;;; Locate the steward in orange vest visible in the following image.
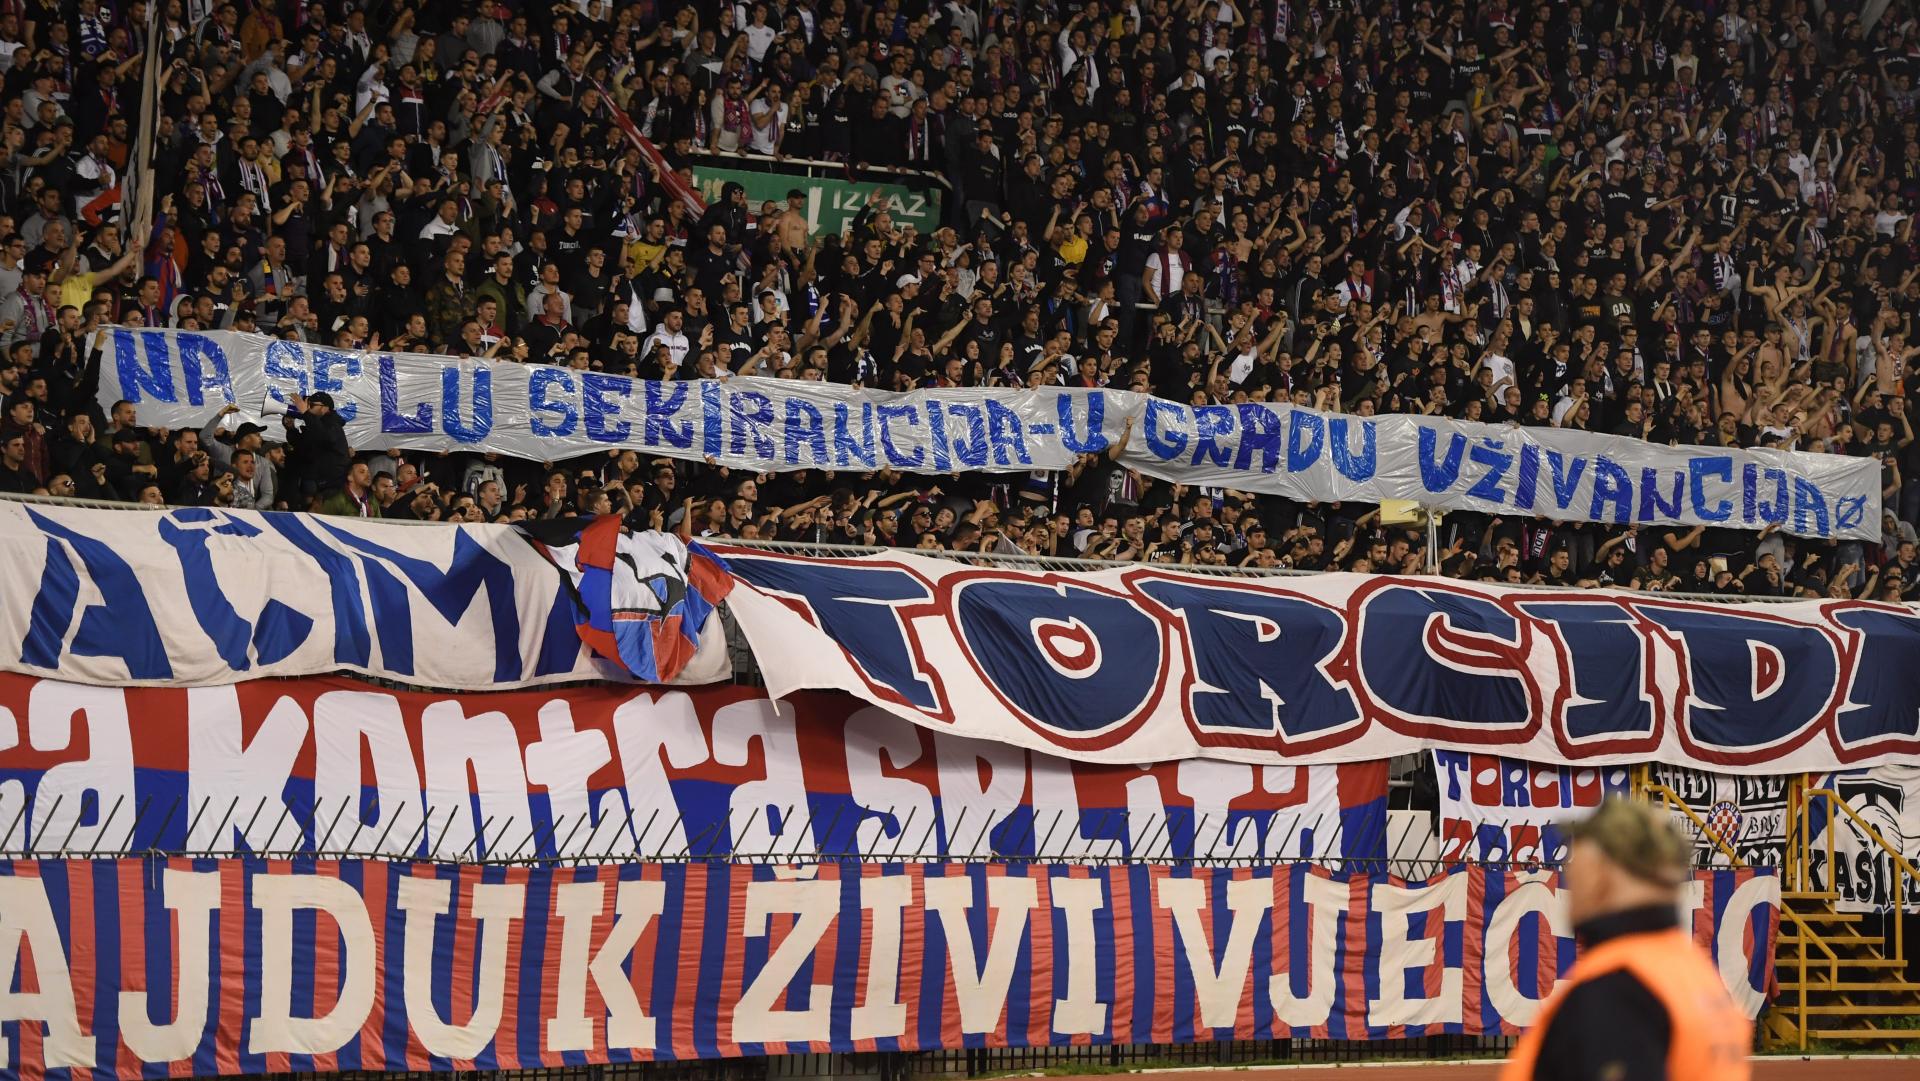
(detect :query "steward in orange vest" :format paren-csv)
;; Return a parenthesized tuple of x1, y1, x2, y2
(1502, 798, 1751, 1081)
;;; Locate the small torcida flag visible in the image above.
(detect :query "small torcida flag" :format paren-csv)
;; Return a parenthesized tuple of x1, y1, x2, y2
(595, 77, 707, 218)
(519, 516, 732, 683)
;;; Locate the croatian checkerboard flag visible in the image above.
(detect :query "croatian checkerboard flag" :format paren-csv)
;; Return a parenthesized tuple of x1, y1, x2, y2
(522, 516, 733, 683)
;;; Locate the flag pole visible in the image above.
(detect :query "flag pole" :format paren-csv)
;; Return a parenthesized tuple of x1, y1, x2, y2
(128, 0, 164, 251)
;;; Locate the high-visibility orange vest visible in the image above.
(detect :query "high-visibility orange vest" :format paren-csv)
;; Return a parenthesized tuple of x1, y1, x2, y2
(1501, 927, 1749, 1081)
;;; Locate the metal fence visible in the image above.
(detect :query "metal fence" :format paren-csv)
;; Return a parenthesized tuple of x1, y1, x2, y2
(26, 782, 1770, 887)
(714, 538, 1831, 604)
(198, 1034, 1519, 1081)
(684, 149, 953, 196)
(0, 490, 1843, 606)
(0, 791, 1470, 873)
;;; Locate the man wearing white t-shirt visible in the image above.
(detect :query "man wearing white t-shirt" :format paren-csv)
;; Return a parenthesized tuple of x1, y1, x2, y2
(1227, 346, 1260, 384)
(1144, 227, 1191, 301)
(740, 4, 778, 63)
(748, 85, 787, 155)
(1479, 348, 1517, 398)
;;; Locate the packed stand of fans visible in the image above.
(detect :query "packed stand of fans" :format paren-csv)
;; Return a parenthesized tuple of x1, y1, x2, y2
(0, 0, 1918, 600)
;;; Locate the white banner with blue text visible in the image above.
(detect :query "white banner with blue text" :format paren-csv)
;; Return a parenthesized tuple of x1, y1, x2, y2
(97, 328, 1880, 539)
(720, 547, 1920, 773)
(0, 502, 730, 689)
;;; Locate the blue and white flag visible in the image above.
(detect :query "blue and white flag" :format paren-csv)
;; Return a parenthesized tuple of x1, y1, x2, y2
(97, 327, 1883, 539)
(0, 502, 733, 688)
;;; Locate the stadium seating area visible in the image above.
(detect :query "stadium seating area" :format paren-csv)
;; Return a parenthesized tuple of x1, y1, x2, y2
(0, 0, 1918, 596)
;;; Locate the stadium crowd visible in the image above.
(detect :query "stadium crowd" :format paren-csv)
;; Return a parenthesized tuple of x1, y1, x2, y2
(0, 0, 1918, 598)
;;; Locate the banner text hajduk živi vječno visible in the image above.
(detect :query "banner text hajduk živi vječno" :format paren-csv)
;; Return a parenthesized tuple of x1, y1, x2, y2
(0, 859, 1775, 1078)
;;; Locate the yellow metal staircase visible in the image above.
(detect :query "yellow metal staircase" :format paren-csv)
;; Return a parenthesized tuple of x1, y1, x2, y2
(1642, 779, 1920, 1052)
(1769, 886, 1920, 1048)
(1767, 784, 1920, 1050)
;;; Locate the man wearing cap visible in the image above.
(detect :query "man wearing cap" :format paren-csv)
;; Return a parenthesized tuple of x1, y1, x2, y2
(281, 391, 350, 503)
(1501, 798, 1749, 1081)
(201, 403, 269, 470)
(102, 426, 156, 500)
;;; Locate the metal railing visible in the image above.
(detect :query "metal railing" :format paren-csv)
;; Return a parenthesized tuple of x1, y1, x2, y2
(1, 490, 1845, 603)
(0, 489, 167, 512)
(32, 779, 1841, 880)
(0, 791, 1447, 870)
(1791, 784, 1920, 962)
(720, 536, 1312, 576)
(685, 149, 954, 195)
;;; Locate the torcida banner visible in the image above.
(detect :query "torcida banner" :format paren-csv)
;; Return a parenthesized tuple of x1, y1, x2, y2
(0, 859, 1776, 1079)
(1432, 753, 1794, 867)
(96, 328, 1878, 538)
(0, 673, 1388, 863)
(1431, 752, 1635, 865)
(720, 548, 1920, 773)
(0, 502, 728, 689)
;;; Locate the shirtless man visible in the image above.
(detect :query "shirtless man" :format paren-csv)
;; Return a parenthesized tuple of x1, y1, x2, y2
(766, 189, 811, 254)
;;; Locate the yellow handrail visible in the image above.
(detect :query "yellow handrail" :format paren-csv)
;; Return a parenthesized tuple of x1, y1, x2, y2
(1640, 783, 1838, 957)
(1801, 787, 1918, 966)
(1641, 780, 1837, 1051)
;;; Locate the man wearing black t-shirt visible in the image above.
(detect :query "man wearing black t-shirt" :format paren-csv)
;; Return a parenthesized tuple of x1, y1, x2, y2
(0, 430, 36, 493)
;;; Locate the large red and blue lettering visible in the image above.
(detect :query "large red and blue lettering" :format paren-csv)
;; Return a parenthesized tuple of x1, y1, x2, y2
(721, 553, 1920, 769)
(0, 860, 1774, 1080)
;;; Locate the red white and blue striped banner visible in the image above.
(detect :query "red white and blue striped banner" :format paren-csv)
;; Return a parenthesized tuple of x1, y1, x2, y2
(0, 861, 1776, 1079)
(0, 673, 1386, 862)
